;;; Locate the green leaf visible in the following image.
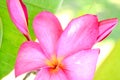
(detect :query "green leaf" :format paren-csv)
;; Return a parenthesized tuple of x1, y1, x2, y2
(94, 40, 120, 80)
(0, 18, 3, 48)
(0, 0, 63, 79)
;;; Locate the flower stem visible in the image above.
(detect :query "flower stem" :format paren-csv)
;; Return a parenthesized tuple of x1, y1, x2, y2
(23, 72, 31, 80)
(23, 71, 37, 80)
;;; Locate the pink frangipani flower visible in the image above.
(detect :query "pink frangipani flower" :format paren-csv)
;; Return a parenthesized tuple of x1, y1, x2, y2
(15, 11, 118, 80)
(7, 0, 118, 80)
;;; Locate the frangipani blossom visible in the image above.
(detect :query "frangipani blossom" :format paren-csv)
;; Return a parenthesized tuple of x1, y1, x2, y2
(16, 41, 99, 80)
(15, 11, 118, 80)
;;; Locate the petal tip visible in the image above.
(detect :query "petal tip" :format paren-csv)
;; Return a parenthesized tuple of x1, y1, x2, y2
(83, 14, 97, 19)
(97, 18, 118, 42)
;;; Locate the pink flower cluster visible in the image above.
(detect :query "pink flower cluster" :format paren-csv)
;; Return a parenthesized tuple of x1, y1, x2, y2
(7, 0, 118, 80)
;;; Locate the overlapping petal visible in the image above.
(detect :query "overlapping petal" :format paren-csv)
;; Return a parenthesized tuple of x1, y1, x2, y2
(56, 14, 99, 57)
(15, 41, 47, 77)
(62, 49, 99, 80)
(33, 11, 63, 57)
(97, 18, 118, 42)
(35, 69, 68, 80)
(19, 0, 28, 24)
(7, 0, 28, 36)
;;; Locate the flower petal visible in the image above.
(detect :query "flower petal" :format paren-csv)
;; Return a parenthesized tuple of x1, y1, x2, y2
(7, 0, 28, 36)
(35, 69, 68, 80)
(15, 41, 47, 77)
(35, 69, 50, 80)
(62, 49, 99, 80)
(97, 18, 118, 42)
(33, 11, 63, 57)
(19, 0, 28, 24)
(56, 14, 99, 57)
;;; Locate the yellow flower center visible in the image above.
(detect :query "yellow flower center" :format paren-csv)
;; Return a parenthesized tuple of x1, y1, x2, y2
(46, 55, 64, 73)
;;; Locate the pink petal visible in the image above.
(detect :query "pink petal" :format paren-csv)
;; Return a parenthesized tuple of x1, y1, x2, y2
(19, 0, 28, 24)
(62, 49, 99, 80)
(15, 41, 47, 77)
(33, 11, 63, 57)
(97, 18, 118, 42)
(7, 0, 28, 36)
(35, 69, 50, 80)
(56, 14, 99, 58)
(35, 69, 68, 80)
